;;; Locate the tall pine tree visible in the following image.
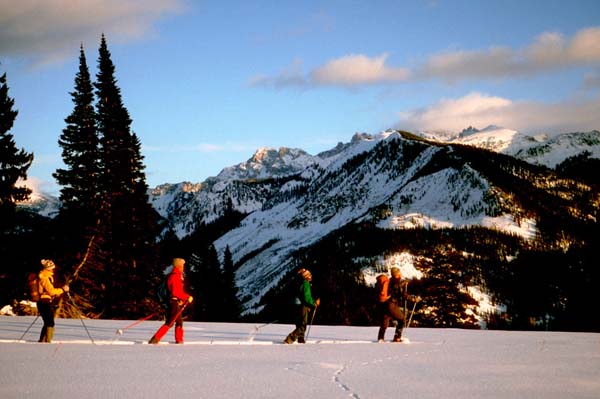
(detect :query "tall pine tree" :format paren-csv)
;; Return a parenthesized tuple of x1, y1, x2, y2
(92, 35, 159, 318)
(52, 45, 103, 317)
(221, 245, 241, 321)
(54, 45, 100, 224)
(190, 244, 224, 321)
(0, 69, 33, 229)
(0, 66, 34, 306)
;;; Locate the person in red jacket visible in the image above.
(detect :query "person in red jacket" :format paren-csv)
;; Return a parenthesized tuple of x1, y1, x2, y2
(149, 258, 193, 344)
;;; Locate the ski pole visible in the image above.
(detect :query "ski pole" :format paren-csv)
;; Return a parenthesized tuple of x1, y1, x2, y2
(305, 305, 318, 341)
(116, 311, 160, 335)
(167, 301, 189, 328)
(248, 319, 279, 342)
(18, 315, 40, 341)
(66, 293, 95, 344)
(405, 300, 418, 330)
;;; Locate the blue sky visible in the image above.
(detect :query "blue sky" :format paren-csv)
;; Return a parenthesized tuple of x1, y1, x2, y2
(1, 0, 600, 195)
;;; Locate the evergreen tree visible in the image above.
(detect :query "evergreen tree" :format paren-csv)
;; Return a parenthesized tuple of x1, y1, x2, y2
(416, 262, 478, 328)
(52, 45, 102, 288)
(54, 45, 100, 225)
(190, 244, 224, 321)
(91, 35, 159, 317)
(0, 66, 34, 306)
(221, 245, 241, 321)
(0, 69, 33, 229)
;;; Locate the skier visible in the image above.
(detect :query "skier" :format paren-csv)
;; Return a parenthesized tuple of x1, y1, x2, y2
(284, 268, 320, 344)
(377, 266, 415, 343)
(149, 258, 193, 344)
(37, 259, 69, 343)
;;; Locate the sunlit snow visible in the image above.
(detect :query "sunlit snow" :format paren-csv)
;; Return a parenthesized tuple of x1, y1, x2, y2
(1, 317, 598, 399)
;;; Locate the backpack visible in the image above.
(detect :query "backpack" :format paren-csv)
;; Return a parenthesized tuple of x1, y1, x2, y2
(156, 277, 170, 309)
(27, 272, 40, 302)
(375, 274, 389, 303)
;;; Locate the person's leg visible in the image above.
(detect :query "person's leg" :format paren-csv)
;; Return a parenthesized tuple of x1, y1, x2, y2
(284, 305, 309, 343)
(38, 300, 55, 343)
(387, 301, 406, 342)
(149, 301, 178, 344)
(175, 326, 184, 343)
(378, 314, 391, 341)
(377, 301, 391, 341)
(296, 306, 310, 343)
(393, 319, 405, 342)
(46, 326, 54, 342)
(174, 304, 184, 343)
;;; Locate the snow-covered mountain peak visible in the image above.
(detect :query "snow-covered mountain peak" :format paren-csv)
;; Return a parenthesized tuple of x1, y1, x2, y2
(510, 130, 600, 167)
(217, 146, 319, 181)
(350, 132, 375, 143)
(151, 182, 201, 196)
(459, 126, 480, 137)
(453, 127, 600, 167)
(455, 126, 521, 152)
(16, 190, 60, 218)
(417, 125, 600, 168)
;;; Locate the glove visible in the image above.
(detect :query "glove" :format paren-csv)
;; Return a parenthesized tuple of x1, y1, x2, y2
(410, 295, 421, 303)
(63, 285, 70, 293)
(187, 296, 194, 303)
(315, 298, 321, 307)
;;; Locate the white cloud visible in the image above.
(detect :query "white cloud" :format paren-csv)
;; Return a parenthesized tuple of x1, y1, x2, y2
(17, 176, 57, 199)
(398, 92, 600, 134)
(250, 53, 409, 89)
(569, 27, 600, 63)
(310, 53, 410, 86)
(0, 0, 184, 67)
(420, 27, 600, 81)
(253, 27, 600, 89)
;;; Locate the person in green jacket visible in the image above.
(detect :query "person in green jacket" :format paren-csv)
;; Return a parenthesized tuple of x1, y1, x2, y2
(284, 268, 320, 344)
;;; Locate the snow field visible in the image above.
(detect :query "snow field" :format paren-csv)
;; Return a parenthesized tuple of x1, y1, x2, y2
(1, 317, 599, 399)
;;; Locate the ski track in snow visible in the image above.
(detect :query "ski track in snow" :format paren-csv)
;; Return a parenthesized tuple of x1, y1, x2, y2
(330, 364, 360, 399)
(282, 340, 442, 399)
(284, 361, 361, 399)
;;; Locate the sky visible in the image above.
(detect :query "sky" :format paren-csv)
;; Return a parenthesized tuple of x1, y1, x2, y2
(1, 0, 600, 195)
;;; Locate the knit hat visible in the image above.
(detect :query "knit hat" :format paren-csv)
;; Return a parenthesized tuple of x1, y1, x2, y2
(299, 268, 312, 279)
(41, 259, 55, 270)
(173, 258, 185, 270)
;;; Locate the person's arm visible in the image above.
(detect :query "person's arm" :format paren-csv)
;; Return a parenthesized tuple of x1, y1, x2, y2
(401, 280, 409, 299)
(301, 281, 316, 307)
(39, 275, 64, 297)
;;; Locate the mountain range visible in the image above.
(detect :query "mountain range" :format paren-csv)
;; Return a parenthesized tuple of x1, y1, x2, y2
(20, 127, 600, 327)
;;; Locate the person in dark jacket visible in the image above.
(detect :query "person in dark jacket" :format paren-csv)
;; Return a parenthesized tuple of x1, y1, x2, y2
(284, 268, 320, 344)
(377, 267, 409, 342)
(149, 258, 193, 344)
(37, 259, 69, 343)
